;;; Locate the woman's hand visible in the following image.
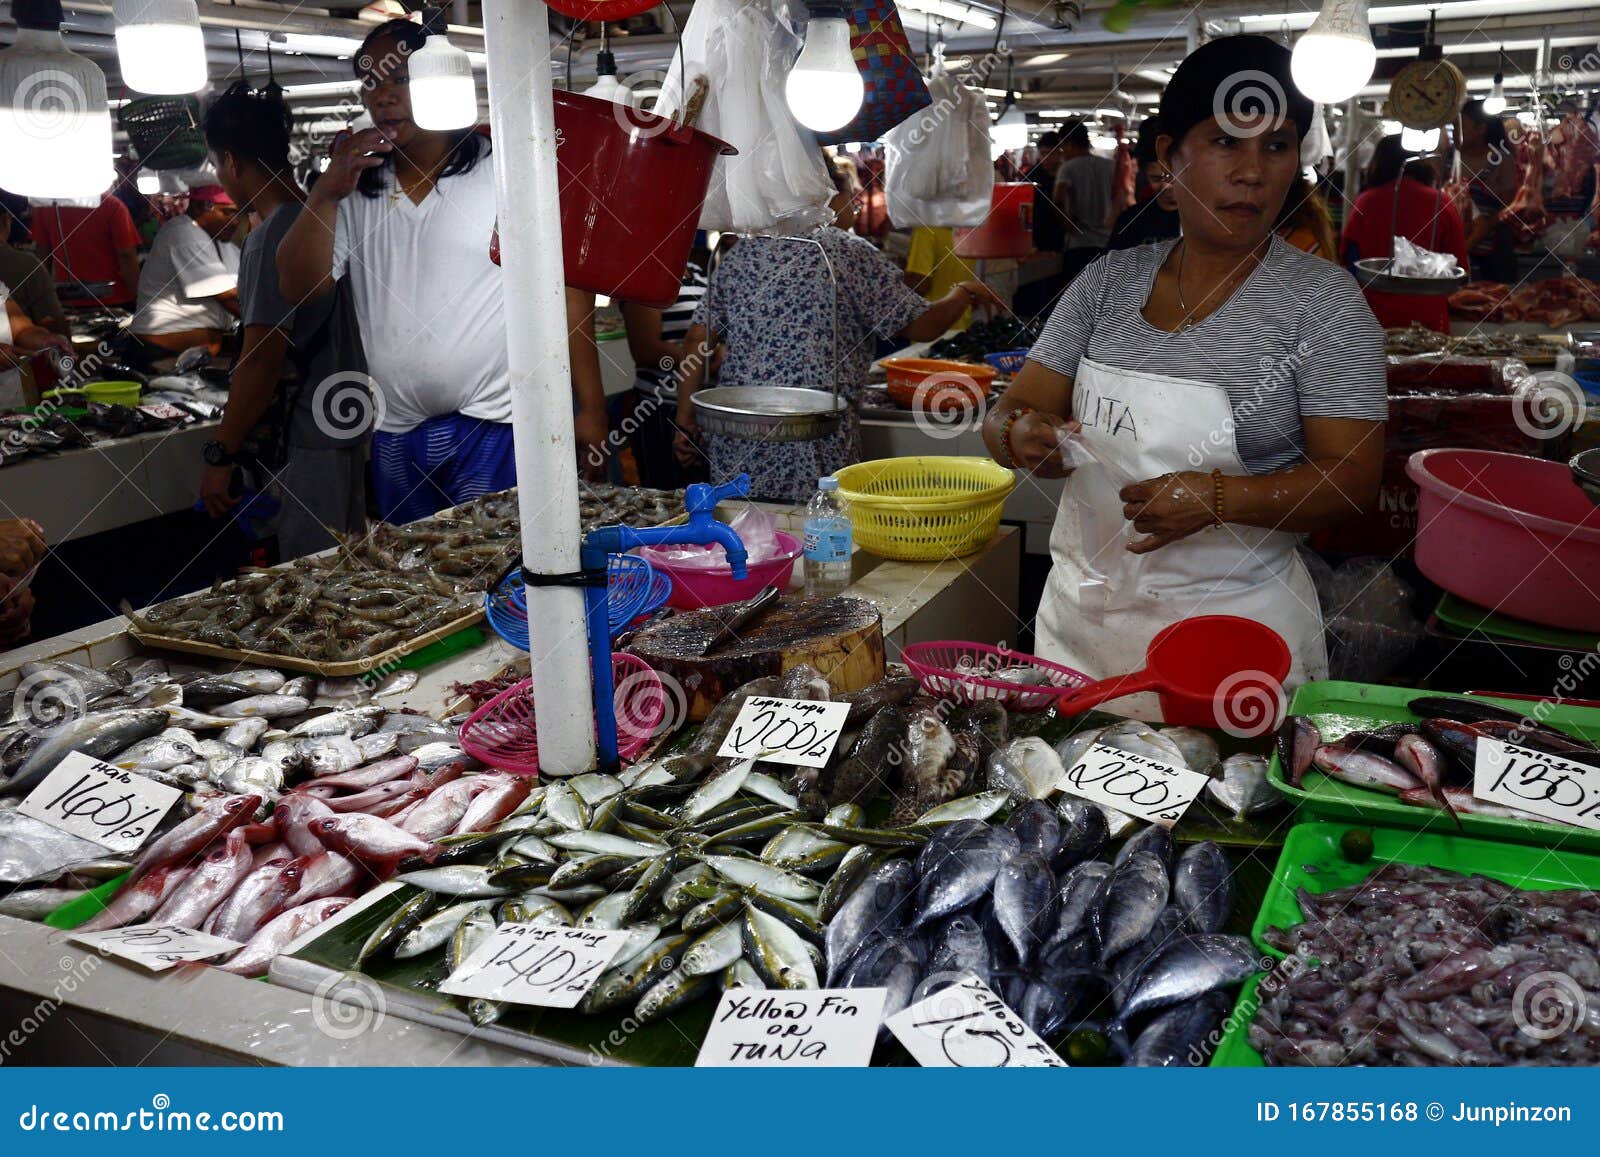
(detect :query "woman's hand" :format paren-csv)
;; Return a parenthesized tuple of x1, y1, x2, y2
(1009, 413, 1078, 478)
(312, 129, 391, 205)
(1121, 471, 1218, 554)
(574, 405, 609, 482)
(956, 279, 1005, 316)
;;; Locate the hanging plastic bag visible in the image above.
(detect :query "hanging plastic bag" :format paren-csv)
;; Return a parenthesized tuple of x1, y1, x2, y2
(882, 74, 994, 228)
(656, 0, 832, 236)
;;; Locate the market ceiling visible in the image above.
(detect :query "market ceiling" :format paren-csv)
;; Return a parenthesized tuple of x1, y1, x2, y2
(0, 0, 1595, 140)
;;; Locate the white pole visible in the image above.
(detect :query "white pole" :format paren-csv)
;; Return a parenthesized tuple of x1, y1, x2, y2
(481, 0, 597, 775)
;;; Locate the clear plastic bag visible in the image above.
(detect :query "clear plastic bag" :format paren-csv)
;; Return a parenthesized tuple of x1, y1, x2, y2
(637, 505, 785, 569)
(1316, 556, 1424, 682)
(655, 0, 832, 236)
(882, 74, 994, 228)
(1058, 428, 1145, 613)
(1391, 235, 1463, 279)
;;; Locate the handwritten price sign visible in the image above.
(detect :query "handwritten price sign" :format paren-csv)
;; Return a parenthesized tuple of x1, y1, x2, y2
(716, 696, 851, 769)
(1474, 738, 1600, 830)
(1058, 743, 1210, 828)
(437, 924, 633, 1008)
(19, 752, 182, 854)
(696, 989, 885, 1067)
(886, 974, 1065, 1068)
(72, 924, 242, 972)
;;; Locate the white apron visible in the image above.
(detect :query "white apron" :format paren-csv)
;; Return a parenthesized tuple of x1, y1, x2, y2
(1036, 357, 1328, 721)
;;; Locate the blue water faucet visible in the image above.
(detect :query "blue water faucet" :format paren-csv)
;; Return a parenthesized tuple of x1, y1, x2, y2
(578, 473, 752, 771)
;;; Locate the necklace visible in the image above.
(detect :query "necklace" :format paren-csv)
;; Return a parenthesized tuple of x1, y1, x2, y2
(1174, 239, 1265, 331)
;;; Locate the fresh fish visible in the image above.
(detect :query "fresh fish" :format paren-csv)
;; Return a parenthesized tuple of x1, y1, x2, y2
(1160, 727, 1220, 775)
(1397, 786, 1553, 822)
(1054, 726, 1106, 772)
(1408, 695, 1537, 727)
(358, 889, 440, 961)
(579, 933, 694, 1013)
(211, 694, 311, 719)
(218, 897, 353, 977)
(209, 857, 304, 942)
(400, 779, 482, 841)
(72, 863, 193, 932)
(680, 919, 746, 976)
(635, 967, 717, 1022)
(447, 908, 496, 974)
(701, 855, 820, 901)
(303, 736, 364, 776)
(1273, 720, 1324, 790)
(1334, 722, 1423, 758)
(395, 864, 511, 898)
(742, 772, 799, 810)
(577, 891, 633, 930)
(1051, 799, 1109, 871)
(126, 794, 260, 883)
(289, 706, 383, 739)
(911, 824, 1020, 929)
(279, 677, 317, 699)
(1128, 991, 1231, 1066)
(1048, 860, 1112, 948)
(1171, 841, 1233, 933)
(818, 845, 882, 922)
(500, 893, 572, 926)
(986, 736, 1065, 801)
(0, 884, 91, 920)
(824, 858, 915, 984)
(1095, 850, 1169, 964)
(827, 706, 905, 808)
(220, 717, 270, 751)
(213, 755, 286, 798)
(839, 672, 921, 725)
(838, 932, 926, 990)
(1206, 753, 1281, 820)
(315, 677, 370, 704)
(1114, 824, 1173, 871)
(274, 795, 334, 857)
(547, 830, 667, 858)
(927, 913, 993, 988)
(989, 666, 1053, 686)
(394, 899, 492, 958)
(992, 850, 1058, 966)
(567, 773, 625, 806)
(663, 676, 782, 780)
(1114, 933, 1260, 1027)
(149, 830, 253, 928)
(680, 760, 755, 822)
(454, 776, 532, 835)
(16, 660, 122, 706)
(723, 958, 767, 990)
(1099, 721, 1189, 768)
(309, 813, 438, 862)
(372, 670, 419, 699)
(620, 855, 675, 923)
(213, 669, 288, 694)
(324, 779, 423, 815)
(307, 755, 420, 792)
(915, 789, 1010, 826)
(742, 902, 820, 989)
(107, 735, 196, 772)
(891, 703, 959, 823)
(1018, 978, 1079, 1039)
(354, 732, 400, 762)
(1004, 800, 1060, 861)
(291, 851, 362, 903)
(2, 708, 169, 796)
(1311, 745, 1422, 793)
(542, 781, 589, 831)
(682, 890, 743, 933)
(1394, 734, 1456, 822)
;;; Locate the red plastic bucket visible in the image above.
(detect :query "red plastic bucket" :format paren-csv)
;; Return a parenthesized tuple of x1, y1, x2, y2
(1054, 615, 1291, 734)
(955, 182, 1036, 259)
(551, 91, 736, 308)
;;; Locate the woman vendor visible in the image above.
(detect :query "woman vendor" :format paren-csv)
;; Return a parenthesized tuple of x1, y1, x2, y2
(674, 157, 1003, 502)
(982, 34, 1386, 714)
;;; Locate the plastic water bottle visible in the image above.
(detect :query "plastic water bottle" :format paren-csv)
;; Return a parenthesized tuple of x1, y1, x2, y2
(803, 477, 853, 598)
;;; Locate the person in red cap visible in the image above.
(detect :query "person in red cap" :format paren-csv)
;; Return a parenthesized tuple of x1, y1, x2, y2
(130, 182, 241, 355)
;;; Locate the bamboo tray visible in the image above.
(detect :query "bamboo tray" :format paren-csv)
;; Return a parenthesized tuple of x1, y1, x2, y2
(127, 605, 485, 677)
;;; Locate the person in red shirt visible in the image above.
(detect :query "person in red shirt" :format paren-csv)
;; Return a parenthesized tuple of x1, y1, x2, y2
(1340, 135, 1468, 333)
(30, 192, 142, 308)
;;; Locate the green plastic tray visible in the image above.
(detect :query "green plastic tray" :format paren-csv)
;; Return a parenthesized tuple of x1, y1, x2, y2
(1267, 680, 1600, 855)
(1434, 592, 1600, 652)
(44, 872, 128, 930)
(395, 625, 484, 671)
(1210, 821, 1600, 1066)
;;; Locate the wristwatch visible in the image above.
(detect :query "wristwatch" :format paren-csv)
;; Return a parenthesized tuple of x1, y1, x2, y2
(202, 440, 235, 467)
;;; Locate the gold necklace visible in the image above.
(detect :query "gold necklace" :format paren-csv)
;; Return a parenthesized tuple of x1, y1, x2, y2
(1174, 240, 1264, 331)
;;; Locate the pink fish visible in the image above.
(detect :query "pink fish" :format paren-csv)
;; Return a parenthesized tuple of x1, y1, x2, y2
(217, 897, 354, 978)
(251, 840, 291, 870)
(368, 788, 428, 820)
(274, 794, 334, 857)
(306, 755, 419, 791)
(400, 778, 484, 841)
(236, 820, 279, 845)
(325, 777, 424, 814)
(420, 760, 470, 792)
(73, 864, 193, 933)
(149, 830, 254, 929)
(309, 813, 438, 863)
(291, 851, 365, 903)
(453, 775, 532, 835)
(126, 794, 260, 884)
(209, 857, 306, 942)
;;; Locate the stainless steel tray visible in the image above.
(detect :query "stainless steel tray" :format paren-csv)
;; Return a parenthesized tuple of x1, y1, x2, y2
(692, 385, 848, 442)
(1354, 258, 1468, 297)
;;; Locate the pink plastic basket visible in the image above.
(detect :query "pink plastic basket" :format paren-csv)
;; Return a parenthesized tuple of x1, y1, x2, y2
(646, 531, 804, 610)
(457, 654, 664, 776)
(901, 641, 1093, 712)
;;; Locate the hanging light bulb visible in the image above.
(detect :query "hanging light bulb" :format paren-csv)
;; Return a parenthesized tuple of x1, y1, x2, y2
(113, 0, 206, 94)
(583, 24, 629, 105)
(1400, 125, 1439, 152)
(1483, 49, 1507, 116)
(991, 101, 1028, 155)
(1290, 0, 1376, 104)
(408, 7, 477, 131)
(785, 1, 863, 132)
(0, 0, 114, 200)
(135, 169, 160, 194)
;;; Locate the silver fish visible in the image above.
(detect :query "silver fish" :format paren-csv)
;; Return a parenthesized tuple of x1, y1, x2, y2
(2, 708, 169, 796)
(1206, 753, 1281, 819)
(220, 717, 270, 751)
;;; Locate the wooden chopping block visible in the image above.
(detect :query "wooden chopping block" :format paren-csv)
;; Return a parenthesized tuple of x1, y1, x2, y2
(625, 595, 884, 721)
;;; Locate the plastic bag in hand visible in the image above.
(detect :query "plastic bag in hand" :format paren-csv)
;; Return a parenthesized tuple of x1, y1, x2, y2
(882, 75, 993, 228)
(655, 0, 832, 236)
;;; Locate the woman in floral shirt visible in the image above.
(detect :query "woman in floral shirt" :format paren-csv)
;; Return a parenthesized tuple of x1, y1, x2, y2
(674, 159, 1001, 501)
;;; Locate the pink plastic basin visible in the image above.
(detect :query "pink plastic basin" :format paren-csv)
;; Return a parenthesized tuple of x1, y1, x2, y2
(647, 531, 804, 610)
(1406, 448, 1600, 631)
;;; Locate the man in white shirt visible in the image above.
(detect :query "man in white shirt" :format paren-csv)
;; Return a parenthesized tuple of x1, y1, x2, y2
(130, 185, 241, 355)
(278, 18, 608, 525)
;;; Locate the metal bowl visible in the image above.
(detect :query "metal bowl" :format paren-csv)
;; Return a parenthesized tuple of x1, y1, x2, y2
(1354, 259, 1468, 297)
(691, 386, 848, 443)
(1571, 449, 1600, 507)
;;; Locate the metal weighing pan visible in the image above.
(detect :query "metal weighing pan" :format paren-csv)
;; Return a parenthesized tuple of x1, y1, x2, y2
(1354, 258, 1468, 296)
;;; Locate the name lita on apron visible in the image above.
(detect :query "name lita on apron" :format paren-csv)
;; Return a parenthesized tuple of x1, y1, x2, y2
(1035, 357, 1327, 722)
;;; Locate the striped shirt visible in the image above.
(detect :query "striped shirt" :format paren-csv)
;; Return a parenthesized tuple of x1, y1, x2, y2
(634, 261, 709, 401)
(1027, 236, 1387, 474)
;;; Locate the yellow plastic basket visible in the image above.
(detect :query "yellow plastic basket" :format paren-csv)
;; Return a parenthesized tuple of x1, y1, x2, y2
(834, 456, 1018, 561)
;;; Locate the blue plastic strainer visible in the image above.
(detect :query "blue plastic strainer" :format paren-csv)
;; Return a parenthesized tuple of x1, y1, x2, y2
(485, 553, 660, 651)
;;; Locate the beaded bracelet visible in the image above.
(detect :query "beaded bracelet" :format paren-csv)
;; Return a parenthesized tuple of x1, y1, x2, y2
(998, 406, 1032, 468)
(1211, 468, 1227, 526)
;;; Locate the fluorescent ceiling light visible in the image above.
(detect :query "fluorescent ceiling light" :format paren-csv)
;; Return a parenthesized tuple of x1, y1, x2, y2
(1238, 1, 1594, 31)
(283, 80, 362, 96)
(1026, 52, 1069, 66)
(899, 0, 997, 29)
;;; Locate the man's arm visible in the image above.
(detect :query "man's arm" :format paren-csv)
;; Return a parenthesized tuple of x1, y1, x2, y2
(198, 324, 288, 516)
(567, 288, 609, 481)
(115, 246, 140, 302)
(279, 128, 390, 303)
